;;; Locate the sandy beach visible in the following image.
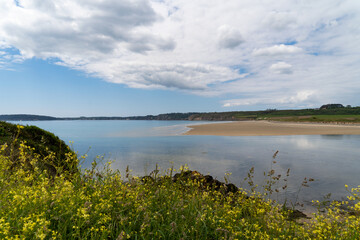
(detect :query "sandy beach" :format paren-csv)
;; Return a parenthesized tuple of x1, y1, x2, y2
(184, 121, 360, 136)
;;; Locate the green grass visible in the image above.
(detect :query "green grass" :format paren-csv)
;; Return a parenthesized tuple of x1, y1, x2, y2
(188, 107, 360, 123)
(261, 115, 360, 123)
(1, 139, 360, 239)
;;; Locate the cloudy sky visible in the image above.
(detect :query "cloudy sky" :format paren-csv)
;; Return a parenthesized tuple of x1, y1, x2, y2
(1, 0, 359, 117)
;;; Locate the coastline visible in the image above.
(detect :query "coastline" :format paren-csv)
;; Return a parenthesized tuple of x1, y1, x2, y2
(183, 120, 360, 136)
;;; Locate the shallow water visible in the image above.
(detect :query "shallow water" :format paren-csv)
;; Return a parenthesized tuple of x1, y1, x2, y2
(11, 120, 360, 210)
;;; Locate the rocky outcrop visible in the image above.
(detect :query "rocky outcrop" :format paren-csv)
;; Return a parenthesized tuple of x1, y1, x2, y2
(172, 170, 239, 194)
(141, 170, 239, 195)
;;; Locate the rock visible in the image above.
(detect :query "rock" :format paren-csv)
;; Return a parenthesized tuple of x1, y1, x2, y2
(141, 176, 154, 183)
(226, 183, 238, 194)
(288, 209, 309, 220)
(204, 175, 213, 184)
(172, 170, 238, 194)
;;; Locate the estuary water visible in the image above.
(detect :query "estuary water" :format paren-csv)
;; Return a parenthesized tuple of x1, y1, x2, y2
(12, 120, 360, 210)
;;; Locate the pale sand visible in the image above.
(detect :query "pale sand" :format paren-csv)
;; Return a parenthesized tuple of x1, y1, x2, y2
(183, 121, 360, 136)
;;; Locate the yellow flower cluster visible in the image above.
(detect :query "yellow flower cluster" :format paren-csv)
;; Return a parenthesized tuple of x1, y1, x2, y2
(0, 142, 360, 239)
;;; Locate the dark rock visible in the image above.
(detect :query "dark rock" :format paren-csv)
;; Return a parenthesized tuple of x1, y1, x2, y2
(141, 176, 154, 184)
(210, 179, 223, 191)
(204, 175, 213, 184)
(288, 209, 309, 220)
(149, 170, 241, 196)
(226, 183, 238, 194)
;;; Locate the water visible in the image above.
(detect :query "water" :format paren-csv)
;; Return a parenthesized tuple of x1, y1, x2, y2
(11, 120, 360, 210)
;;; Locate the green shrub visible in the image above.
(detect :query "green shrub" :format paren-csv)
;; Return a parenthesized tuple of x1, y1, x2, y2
(0, 121, 78, 176)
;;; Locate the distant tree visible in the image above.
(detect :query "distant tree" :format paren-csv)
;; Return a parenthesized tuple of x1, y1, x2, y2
(320, 104, 344, 110)
(265, 108, 277, 113)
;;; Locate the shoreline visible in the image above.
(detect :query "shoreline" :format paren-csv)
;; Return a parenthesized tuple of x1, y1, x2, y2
(183, 120, 360, 136)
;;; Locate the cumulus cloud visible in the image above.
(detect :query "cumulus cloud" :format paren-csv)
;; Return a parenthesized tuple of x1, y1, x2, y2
(217, 25, 244, 49)
(0, 0, 173, 59)
(1, 0, 360, 107)
(253, 44, 302, 56)
(263, 11, 297, 31)
(223, 90, 316, 107)
(91, 62, 240, 90)
(269, 62, 293, 74)
(126, 35, 176, 54)
(288, 90, 316, 103)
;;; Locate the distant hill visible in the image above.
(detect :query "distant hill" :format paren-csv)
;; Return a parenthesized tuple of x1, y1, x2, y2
(1, 105, 360, 122)
(0, 114, 57, 121)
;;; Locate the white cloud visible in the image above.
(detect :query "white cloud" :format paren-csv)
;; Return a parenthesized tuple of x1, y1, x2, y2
(263, 11, 297, 31)
(80, 61, 240, 90)
(288, 90, 315, 103)
(217, 25, 244, 49)
(0, 0, 172, 58)
(269, 62, 293, 74)
(1, 0, 360, 107)
(223, 90, 316, 107)
(253, 44, 302, 56)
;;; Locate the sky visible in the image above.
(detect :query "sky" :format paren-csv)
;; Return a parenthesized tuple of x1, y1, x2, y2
(0, 0, 359, 117)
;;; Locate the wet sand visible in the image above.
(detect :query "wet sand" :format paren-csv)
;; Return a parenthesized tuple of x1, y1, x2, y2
(183, 121, 360, 136)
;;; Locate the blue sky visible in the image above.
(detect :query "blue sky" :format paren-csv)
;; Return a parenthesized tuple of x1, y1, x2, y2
(0, 58, 228, 117)
(1, 0, 359, 117)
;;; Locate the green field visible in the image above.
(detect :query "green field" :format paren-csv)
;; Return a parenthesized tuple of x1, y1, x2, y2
(259, 115, 360, 123)
(187, 106, 360, 123)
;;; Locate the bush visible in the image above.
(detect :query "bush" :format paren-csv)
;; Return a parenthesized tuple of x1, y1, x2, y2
(0, 121, 78, 176)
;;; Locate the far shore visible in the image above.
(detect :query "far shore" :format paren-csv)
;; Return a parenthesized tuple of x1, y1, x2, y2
(183, 121, 360, 136)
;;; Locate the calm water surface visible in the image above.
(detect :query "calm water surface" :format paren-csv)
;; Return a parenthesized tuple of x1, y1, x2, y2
(12, 120, 360, 210)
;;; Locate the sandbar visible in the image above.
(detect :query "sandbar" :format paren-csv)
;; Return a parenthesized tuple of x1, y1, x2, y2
(183, 121, 360, 136)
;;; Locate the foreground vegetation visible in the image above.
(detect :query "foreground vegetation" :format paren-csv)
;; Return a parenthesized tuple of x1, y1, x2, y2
(0, 146, 360, 238)
(0, 122, 359, 239)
